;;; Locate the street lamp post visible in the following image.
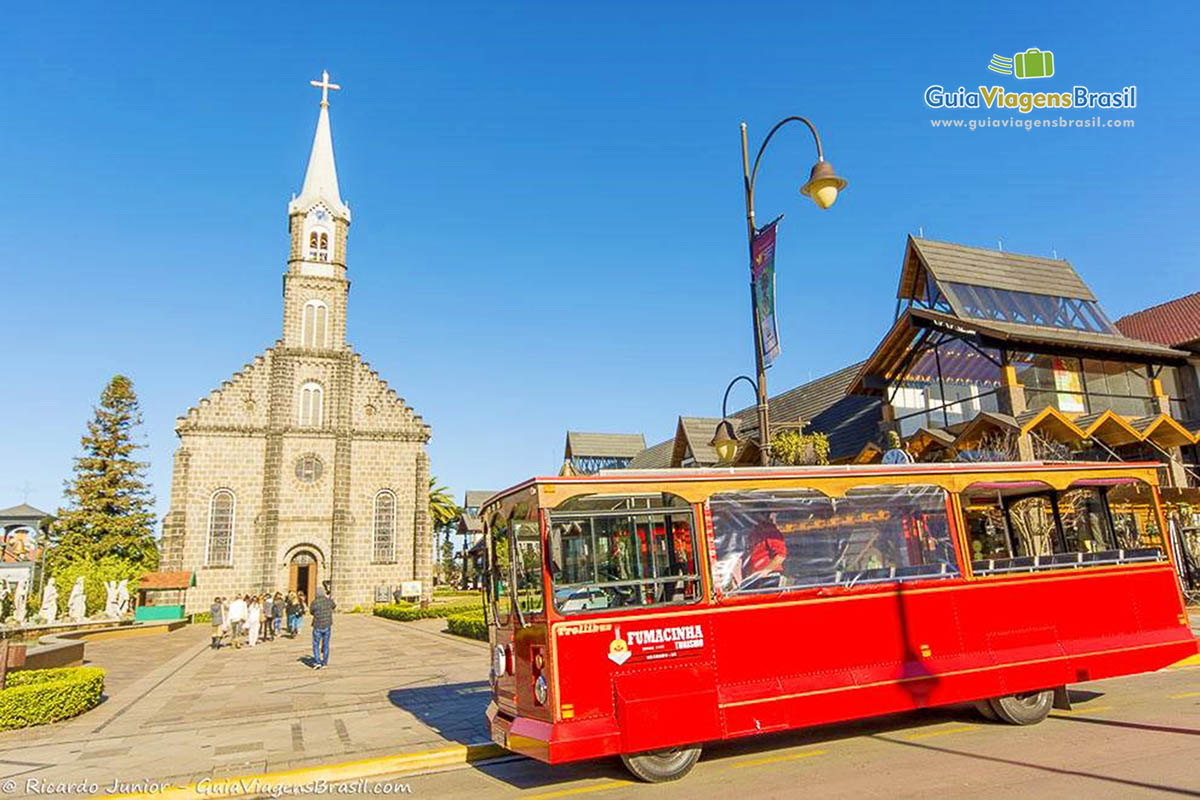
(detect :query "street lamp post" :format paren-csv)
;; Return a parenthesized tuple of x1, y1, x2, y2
(740, 117, 847, 464)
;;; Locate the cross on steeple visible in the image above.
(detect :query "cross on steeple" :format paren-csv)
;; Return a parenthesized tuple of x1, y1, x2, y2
(310, 69, 341, 107)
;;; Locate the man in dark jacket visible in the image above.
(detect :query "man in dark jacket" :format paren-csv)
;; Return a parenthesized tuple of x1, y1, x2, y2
(309, 586, 336, 669)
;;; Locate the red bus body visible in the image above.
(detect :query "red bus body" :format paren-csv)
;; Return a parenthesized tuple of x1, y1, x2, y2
(482, 462, 1198, 765)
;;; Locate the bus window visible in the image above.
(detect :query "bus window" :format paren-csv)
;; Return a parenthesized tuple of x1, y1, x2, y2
(1107, 483, 1167, 555)
(514, 517, 544, 616)
(488, 513, 512, 624)
(1058, 488, 1116, 552)
(709, 484, 958, 595)
(547, 493, 699, 614)
(964, 480, 1165, 575)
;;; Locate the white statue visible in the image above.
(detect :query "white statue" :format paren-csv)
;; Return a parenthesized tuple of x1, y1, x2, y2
(104, 580, 121, 618)
(40, 577, 58, 623)
(13, 580, 27, 625)
(68, 577, 87, 622)
(116, 579, 130, 616)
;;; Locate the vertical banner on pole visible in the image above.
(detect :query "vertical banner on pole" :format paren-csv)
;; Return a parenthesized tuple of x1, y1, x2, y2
(751, 219, 781, 367)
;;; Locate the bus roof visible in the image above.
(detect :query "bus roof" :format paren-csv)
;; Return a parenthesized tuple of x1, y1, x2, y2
(480, 460, 1163, 512)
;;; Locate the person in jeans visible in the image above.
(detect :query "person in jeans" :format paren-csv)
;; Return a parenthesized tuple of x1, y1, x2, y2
(227, 594, 247, 649)
(309, 586, 335, 669)
(272, 592, 285, 639)
(209, 597, 225, 649)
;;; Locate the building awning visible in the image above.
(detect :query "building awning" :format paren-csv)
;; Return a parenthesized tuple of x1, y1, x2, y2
(914, 409, 1197, 455)
(138, 571, 194, 590)
(852, 308, 1191, 396)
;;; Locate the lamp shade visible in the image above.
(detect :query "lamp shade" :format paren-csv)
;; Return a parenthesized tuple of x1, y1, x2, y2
(800, 159, 847, 210)
(710, 419, 741, 464)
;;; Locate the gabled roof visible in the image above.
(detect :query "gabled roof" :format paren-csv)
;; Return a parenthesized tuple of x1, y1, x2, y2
(899, 237, 1095, 302)
(0, 503, 52, 522)
(1114, 292, 1200, 350)
(672, 417, 723, 467)
(629, 439, 674, 469)
(564, 431, 646, 459)
(463, 490, 497, 509)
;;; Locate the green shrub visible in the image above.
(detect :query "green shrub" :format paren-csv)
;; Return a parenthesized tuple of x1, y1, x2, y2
(445, 611, 487, 641)
(192, 611, 212, 624)
(0, 667, 105, 730)
(373, 599, 481, 622)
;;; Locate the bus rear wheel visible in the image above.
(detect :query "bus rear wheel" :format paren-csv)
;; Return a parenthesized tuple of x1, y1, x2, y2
(988, 689, 1054, 725)
(621, 745, 702, 782)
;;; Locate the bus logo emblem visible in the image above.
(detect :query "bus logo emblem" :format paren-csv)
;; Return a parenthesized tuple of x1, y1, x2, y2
(608, 628, 631, 665)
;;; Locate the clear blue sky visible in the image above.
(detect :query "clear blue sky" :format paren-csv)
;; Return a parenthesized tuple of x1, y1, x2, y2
(3, 2, 1198, 524)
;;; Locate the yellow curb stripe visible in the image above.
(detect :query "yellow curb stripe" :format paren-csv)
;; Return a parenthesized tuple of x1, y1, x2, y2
(728, 748, 828, 768)
(524, 780, 635, 799)
(1168, 691, 1200, 699)
(902, 725, 977, 741)
(1169, 653, 1200, 668)
(98, 742, 508, 800)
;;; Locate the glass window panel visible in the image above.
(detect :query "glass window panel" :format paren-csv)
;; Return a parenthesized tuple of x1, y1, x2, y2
(1058, 488, 1115, 552)
(1007, 496, 1057, 557)
(547, 495, 700, 614)
(514, 518, 543, 615)
(709, 485, 957, 594)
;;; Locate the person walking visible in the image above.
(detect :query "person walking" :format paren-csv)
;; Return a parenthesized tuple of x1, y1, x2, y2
(228, 595, 247, 649)
(209, 597, 225, 649)
(247, 595, 261, 647)
(309, 586, 335, 669)
(285, 591, 299, 637)
(294, 591, 308, 637)
(272, 592, 285, 639)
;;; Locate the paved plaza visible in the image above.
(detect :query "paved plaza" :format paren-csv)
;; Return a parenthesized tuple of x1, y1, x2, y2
(0, 615, 490, 796)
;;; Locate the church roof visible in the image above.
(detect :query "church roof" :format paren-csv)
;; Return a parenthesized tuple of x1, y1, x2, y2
(288, 78, 351, 221)
(0, 503, 52, 522)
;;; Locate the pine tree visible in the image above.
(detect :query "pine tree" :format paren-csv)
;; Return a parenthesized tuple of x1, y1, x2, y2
(51, 375, 158, 570)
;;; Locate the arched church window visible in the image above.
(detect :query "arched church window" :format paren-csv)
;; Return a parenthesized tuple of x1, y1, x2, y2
(373, 490, 396, 563)
(206, 489, 235, 566)
(309, 231, 319, 251)
(299, 382, 323, 427)
(302, 300, 328, 348)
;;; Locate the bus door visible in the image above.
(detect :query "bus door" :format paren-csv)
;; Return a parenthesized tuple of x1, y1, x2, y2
(488, 501, 550, 723)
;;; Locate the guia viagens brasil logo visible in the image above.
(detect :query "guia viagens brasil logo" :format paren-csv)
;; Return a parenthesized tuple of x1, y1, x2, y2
(925, 47, 1135, 113)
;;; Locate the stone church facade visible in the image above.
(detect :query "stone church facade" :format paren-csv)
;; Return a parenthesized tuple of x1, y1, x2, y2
(161, 75, 432, 612)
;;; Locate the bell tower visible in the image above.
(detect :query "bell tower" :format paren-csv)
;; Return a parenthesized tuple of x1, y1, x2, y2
(283, 70, 351, 351)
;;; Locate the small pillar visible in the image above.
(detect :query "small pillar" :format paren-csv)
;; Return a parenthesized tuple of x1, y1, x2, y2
(999, 365, 1035, 461)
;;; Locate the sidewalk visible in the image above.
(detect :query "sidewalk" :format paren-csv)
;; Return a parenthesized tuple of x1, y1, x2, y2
(0, 616, 490, 797)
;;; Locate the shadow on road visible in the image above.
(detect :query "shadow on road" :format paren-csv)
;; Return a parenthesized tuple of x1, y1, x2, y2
(876, 735, 1200, 797)
(387, 680, 491, 745)
(1048, 714, 1200, 737)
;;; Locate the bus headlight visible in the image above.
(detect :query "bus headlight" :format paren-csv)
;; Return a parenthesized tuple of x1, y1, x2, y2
(534, 674, 548, 705)
(492, 645, 506, 678)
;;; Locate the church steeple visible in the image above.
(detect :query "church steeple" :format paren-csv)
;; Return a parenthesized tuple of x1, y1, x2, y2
(288, 70, 350, 223)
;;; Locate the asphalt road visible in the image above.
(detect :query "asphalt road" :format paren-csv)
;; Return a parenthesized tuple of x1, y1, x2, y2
(394, 663, 1200, 799)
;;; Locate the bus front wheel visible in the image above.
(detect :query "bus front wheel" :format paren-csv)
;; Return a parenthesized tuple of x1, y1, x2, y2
(621, 745, 702, 782)
(988, 690, 1054, 725)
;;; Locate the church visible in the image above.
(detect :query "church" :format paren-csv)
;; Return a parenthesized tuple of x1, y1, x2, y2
(160, 72, 433, 612)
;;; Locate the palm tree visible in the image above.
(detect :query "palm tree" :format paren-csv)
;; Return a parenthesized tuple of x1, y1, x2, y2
(428, 478, 459, 528)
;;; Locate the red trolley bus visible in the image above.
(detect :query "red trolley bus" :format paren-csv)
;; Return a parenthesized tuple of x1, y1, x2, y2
(481, 461, 1197, 782)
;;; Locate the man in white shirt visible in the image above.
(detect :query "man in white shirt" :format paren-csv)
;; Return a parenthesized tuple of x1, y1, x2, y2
(227, 595, 248, 649)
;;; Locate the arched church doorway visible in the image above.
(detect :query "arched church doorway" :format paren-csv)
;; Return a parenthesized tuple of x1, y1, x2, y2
(289, 550, 319, 600)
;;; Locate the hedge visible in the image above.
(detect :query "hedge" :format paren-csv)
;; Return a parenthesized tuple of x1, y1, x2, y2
(374, 599, 482, 622)
(445, 611, 487, 641)
(192, 611, 212, 624)
(0, 667, 105, 730)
